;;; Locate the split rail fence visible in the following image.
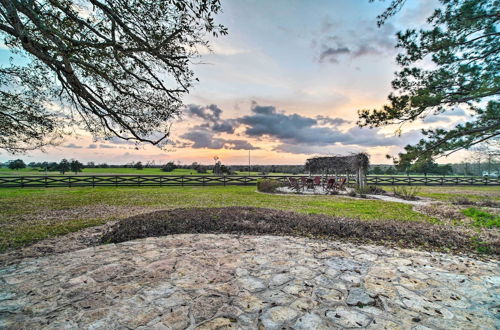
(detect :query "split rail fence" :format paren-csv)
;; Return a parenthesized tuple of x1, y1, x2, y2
(0, 175, 498, 188)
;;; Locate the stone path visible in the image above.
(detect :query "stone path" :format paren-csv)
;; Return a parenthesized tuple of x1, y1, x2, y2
(0, 234, 498, 329)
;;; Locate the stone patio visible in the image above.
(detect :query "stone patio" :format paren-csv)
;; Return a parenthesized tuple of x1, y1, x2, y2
(0, 234, 498, 329)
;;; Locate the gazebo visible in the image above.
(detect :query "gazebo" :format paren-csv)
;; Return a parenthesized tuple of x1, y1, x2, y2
(305, 153, 369, 188)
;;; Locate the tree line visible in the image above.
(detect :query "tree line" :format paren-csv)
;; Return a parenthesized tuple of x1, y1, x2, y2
(2, 158, 498, 177)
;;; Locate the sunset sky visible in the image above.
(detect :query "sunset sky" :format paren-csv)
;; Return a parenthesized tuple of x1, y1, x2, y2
(1, 0, 471, 165)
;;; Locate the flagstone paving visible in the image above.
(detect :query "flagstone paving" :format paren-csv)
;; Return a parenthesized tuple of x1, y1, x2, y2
(0, 234, 498, 329)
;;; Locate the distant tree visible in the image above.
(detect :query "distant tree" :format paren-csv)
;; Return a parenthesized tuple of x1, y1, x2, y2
(220, 165, 233, 175)
(38, 161, 47, 171)
(371, 166, 383, 175)
(436, 164, 453, 175)
(0, 1, 227, 152)
(411, 159, 439, 176)
(86, 162, 96, 168)
(47, 162, 59, 171)
(58, 159, 70, 174)
(360, 0, 499, 163)
(472, 138, 500, 175)
(98, 163, 109, 169)
(7, 159, 26, 170)
(384, 167, 396, 175)
(70, 160, 84, 175)
(161, 162, 177, 172)
(134, 162, 144, 170)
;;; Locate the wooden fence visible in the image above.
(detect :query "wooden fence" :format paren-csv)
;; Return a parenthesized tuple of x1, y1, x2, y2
(0, 175, 498, 188)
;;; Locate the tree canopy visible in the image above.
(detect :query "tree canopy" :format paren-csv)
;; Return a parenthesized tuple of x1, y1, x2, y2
(0, 0, 226, 153)
(360, 0, 499, 162)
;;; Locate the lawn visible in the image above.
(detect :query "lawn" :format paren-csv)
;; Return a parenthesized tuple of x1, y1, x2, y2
(0, 185, 434, 251)
(380, 185, 500, 202)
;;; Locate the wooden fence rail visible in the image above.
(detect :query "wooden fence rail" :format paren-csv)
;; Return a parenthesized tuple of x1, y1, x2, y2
(0, 175, 498, 188)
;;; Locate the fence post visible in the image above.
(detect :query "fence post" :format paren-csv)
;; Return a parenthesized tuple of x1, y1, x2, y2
(92, 176, 95, 188)
(202, 176, 206, 186)
(45, 176, 48, 188)
(115, 176, 118, 187)
(68, 176, 72, 188)
(20, 176, 24, 188)
(224, 175, 226, 186)
(181, 176, 184, 187)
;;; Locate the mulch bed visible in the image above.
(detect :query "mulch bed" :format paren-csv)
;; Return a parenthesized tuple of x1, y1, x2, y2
(102, 207, 499, 257)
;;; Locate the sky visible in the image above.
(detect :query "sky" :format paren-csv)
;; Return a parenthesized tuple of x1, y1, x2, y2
(1, 0, 472, 165)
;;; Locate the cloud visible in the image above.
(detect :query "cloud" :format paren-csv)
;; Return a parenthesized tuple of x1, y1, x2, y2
(181, 127, 259, 150)
(99, 144, 117, 149)
(314, 19, 397, 64)
(316, 115, 351, 125)
(319, 46, 350, 63)
(423, 115, 450, 123)
(236, 102, 422, 151)
(186, 104, 222, 122)
(186, 104, 236, 134)
(423, 107, 468, 123)
(178, 102, 422, 154)
(274, 143, 363, 155)
(64, 143, 82, 149)
(106, 137, 136, 145)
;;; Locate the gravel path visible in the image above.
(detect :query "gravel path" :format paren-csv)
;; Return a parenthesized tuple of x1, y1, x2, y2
(1, 234, 498, 329)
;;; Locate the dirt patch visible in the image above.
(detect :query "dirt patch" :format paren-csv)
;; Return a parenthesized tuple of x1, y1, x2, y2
(414, 202, 468, 224)
(0, 205, 158, 265)
(2, 204, 155, 226)
(0, 221, 115, 266)
(102, 207, 499, 257)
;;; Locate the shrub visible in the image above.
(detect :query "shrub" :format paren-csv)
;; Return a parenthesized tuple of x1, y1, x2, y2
(355, 185, 385, 196)
(414, 203, 465, 223)
(392, 186, 420, 200)
(476, 196, 499, 208)
(256, 179, 281, 193)
(101, 207, 499, 255)
(451, 196, 499, 208)
(462, 208, 500, 228)
(451, 196, 475, 206)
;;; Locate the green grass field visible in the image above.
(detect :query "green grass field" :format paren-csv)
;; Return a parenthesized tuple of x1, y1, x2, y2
(0, 185, 436, 251)
(380, 185, 500, 202)
(0, 184, 498, 252)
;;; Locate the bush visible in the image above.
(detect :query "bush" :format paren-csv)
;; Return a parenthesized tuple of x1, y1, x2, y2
(451, 196, 475, 206)
(101, 207, 499, 255)
(462, 208, 500, 228)
(451, 196, 499, 208)
(392, 186, 420, 200)
(476, 196, 499, 208)
(256, 179, 281, 193)
(355, 185, 385, 196)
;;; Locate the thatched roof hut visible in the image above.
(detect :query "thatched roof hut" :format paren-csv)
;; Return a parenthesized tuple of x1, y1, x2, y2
(305, 153, 369, 186)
